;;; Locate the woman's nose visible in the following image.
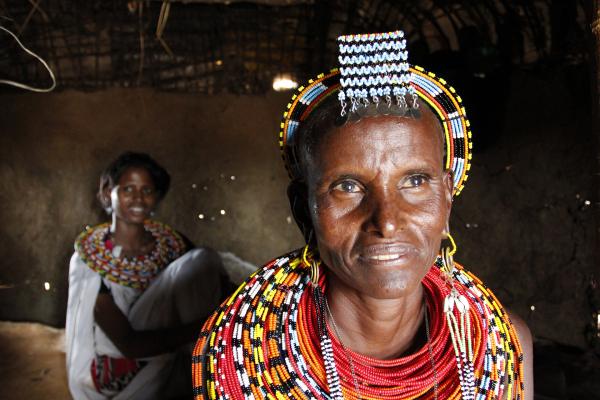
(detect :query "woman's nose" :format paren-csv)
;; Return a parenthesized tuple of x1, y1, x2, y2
(131, 189, 143, 201)
(364, 191, 405, 237)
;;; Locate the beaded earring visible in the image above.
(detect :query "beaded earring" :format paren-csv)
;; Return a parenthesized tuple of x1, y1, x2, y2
(441, 233, 476, 400)
(440, 232, 456, 280)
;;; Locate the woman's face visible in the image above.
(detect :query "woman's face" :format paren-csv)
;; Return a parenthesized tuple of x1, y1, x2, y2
(305, 112, 453, 299)
(108, 167, 158, 225)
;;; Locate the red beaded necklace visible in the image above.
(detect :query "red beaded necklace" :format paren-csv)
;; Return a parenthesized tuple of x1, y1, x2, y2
(192, 250, 524, 400)
(297, 269, 470, 400)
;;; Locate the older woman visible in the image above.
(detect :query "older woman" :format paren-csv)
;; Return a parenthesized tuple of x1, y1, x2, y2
(193, 31, 533, 399)
(66, 152, 230, 399)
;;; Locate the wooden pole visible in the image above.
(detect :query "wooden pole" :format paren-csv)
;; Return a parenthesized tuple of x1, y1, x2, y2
(593, 1, 600, 261)
(590, 0, 600, 350)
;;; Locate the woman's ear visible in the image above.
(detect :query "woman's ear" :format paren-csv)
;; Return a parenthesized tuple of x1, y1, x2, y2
(99, 184, 113, 212)
(444, 169, 454, 212)
(287, 180, 314, 244)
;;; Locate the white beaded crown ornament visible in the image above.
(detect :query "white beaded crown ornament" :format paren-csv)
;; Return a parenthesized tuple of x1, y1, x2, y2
(337, 31, 416, 115)
(280, 30, 473, 197)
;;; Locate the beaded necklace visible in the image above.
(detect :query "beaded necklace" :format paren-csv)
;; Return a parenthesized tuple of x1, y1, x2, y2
(75, 220, 186, 290)
(192, 250, 524, 400)
(325, 298, 438, 400)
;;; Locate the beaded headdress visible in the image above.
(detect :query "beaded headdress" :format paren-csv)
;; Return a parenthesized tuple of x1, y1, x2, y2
(279, 30, 473, 197)
(338, 31, 414, 114)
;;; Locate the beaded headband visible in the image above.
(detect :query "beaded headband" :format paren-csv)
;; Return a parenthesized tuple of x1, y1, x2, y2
(279, 30, 473, 197)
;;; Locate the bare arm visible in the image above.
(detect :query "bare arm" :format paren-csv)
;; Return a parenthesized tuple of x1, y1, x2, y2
(94, 292, 202, 359)
(508, 311, 534, 400)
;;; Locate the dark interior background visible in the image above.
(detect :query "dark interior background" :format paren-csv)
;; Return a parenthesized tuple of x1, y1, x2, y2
(1, 1, 598, 398)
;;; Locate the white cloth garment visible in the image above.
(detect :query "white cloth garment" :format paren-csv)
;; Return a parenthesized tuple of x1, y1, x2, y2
(65, 248, 226, 400)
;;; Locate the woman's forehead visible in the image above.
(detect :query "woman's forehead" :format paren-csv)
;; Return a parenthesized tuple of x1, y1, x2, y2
(325, 111, 443, 154)
(118, 166, 154, 183)
(308, 113, 445, 177)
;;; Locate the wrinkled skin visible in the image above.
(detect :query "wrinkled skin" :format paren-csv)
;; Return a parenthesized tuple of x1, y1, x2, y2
(305, 112, 453, 301)
(287, 109, 453, 359)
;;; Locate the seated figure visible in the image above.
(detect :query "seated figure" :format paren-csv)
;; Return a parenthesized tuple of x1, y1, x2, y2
(66, 151, 232, 399)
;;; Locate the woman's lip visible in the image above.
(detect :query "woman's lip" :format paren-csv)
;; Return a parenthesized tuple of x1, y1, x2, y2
(367, 253, 403, 261)
(358, 244, 417, 262)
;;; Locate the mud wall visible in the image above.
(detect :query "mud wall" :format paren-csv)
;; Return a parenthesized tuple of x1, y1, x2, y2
(0, 66, 595, 348)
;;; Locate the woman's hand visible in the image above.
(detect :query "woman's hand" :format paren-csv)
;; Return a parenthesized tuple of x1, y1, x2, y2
(94, 292, 204, 359)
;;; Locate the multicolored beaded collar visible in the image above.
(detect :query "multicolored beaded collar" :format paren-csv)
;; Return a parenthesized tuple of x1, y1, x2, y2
(75, 220, 186, 290)
(192, 251, 524, 399)
(279, 31, 472, 197)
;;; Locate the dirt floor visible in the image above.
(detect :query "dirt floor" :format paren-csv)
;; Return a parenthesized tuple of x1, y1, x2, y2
(0, 321, 69, 400)
(1, 321, 599, 400)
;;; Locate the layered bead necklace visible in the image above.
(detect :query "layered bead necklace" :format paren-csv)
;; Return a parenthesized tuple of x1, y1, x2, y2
(75, 220, 186, 290)
(192, 249, 524, 400)
(323, 295, 437, 400)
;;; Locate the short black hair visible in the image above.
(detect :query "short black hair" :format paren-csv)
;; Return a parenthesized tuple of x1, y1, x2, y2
(97, 151, 170, 209)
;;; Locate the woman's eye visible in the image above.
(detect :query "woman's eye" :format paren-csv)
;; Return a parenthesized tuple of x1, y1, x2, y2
(405, 174, 429, 188)
(333, 181, 362, 193)
(142, 188, 155, 195)
(122, 186, 133, 193)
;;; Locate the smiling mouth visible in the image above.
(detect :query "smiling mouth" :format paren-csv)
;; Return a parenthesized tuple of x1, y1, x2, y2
(368, 253, 403, 261)
(130, 207, 145, 213)
(359, 244, 416, 264)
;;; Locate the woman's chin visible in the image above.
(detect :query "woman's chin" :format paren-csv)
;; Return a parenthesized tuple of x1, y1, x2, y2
(369, 278, 417, 299)
(116, 214, 148, 225)
(338, 271, 421, 300)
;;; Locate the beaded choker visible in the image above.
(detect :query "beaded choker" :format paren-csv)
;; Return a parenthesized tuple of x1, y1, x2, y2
(75, 220, 186, 290)
(192, 250, 524, 399)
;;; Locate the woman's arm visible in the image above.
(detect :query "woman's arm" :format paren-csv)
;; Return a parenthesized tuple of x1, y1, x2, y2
(94, 292, 202, 359)
(508, 311, 534, 400)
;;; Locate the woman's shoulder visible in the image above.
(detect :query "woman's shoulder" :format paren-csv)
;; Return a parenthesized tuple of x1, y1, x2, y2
(74, 222, 108, 241)
(507, 310, 534, 399)
(192, 249, 304, 359)
(451, 263, 533, 399)
(239, 249, 303, 281)
(508, 311, 532, 347)
(209, 248, 305, 306)
(142, 220, 191, 258)
(73, 223, 110, 259)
